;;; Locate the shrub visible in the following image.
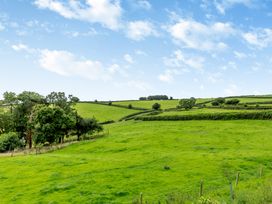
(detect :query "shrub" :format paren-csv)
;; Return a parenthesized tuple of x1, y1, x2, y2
(128, 104, 132, 109)
(178, 97, 196, 110)
(0, 132, 23, 152)
(211, 101, 220, 106)
(108, 101, 112, 105)
(225, 99, 240, 105)
(152, 103, 161, 110)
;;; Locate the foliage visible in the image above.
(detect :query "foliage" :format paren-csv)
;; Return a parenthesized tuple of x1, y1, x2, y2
(211, 98, 225, 106)
(3, 91, 18, 113)
(75, 115, 103, 140)
(139, 97, 147, 100)
(225, 99, 240, 105)
(147, 95, 169, 100)
(0, 132, 23, 152)
(178, 97, 196, 110)
(128, 104, 132, 109)
(32, 105, 76, 144)
(152, 103, 161, 110)
(0, 113, 14, 134)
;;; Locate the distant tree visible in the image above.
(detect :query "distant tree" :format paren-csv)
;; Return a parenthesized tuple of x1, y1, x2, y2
(170, 96, 173, 100)
(139, 97, 147, 100)
(128, 104, 132, 109)
(3, 91, 18, 113)
(178, 97, 196, 110)
(147, 95, 168, 100)
(225, 99, 240, 105)
(211, 101, 220, 106)
(75, 115, 102, 141)
(108, 101, 112, 105)
(152, 103, 161, 110)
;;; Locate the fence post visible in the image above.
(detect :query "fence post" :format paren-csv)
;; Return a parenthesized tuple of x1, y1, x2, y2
(199, 180, 203, 197)
(235, 172, 240, 187)
(140, 192, 143, 204)
(230, 181, 234, 202)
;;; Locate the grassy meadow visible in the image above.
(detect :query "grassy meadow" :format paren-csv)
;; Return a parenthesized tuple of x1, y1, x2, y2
(1, 96, 272, 203)
(1, 120, 272, 203)
(75, 103, 140, 122)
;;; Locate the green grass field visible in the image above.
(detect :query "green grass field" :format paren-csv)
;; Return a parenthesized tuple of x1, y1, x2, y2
(1, 120, 272, 203)
(159, 108, 268, 116)
(113, 98, 212, 110)
(75, 103, 140, 122)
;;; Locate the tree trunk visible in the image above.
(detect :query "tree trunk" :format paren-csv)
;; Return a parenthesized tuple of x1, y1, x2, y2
(27, 131, 32, 149)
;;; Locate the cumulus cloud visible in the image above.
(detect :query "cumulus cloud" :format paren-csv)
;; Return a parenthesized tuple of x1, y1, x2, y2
(126, 20, 157, 41)
(167, 19, 235, 51)
(234, 51, 247, 59)
(34, 0, 122, 30)
(242, 28, 272, 48)
(38, 49, 111, 80)
(0, 23, 5, 31)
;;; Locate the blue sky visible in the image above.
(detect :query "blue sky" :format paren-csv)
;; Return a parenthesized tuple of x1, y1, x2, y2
(0, 0, 272, 100)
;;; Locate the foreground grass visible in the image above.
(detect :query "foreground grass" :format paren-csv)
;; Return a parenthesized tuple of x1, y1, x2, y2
(75, 103, 140, 122)
(1, 120, 272, 203)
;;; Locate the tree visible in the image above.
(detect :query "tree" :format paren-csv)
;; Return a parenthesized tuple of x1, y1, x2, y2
(32, 105, 75, 145)
(75, 115, 102, 141)
(0, 113, 14, 134)
(128, 104, 132, 109)
(178, 97, 196, 110)
(0, 132, 23, 152)
(3, 91, 18, 113)
(13, 91, 45, 148)
(152, 103, 161, 110)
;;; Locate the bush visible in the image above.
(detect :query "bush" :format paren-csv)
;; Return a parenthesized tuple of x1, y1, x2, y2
(0, 132, 23, 152)
(225, 99, 240, 105)
(211, 101, 220, 106)
(128, 104, 132, 109)
(178, 97, 196, 110)
(108, 101, 112, 105)
(152, 103, 161, 110)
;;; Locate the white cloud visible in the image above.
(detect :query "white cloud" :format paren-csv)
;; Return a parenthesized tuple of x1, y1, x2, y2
(214, 0, 254, 15)
(168, 19, 235, 51)
(126, 20, 157, 41)
(0, 23, 5, 31)
(207, 72, 223, 83)
(39, 49, 106, 80)
(124, 54, 134, 64)
(12, 43, 34, 53)
(34, 0, 122, 30)
(64, 28, 98, 38)
(135, 50, 147, 56)
(234, 51, 247, 59)
(158, 69, 180, 83)
(242, 28, 272, 48)
(137, 0, 152, 10)
(163, 50, 205, 70)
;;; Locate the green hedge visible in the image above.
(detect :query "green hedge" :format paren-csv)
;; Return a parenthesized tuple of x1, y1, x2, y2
(119, 110, 155, 121)
(134, 111, 272, 121)
(0, 132, 23, 152)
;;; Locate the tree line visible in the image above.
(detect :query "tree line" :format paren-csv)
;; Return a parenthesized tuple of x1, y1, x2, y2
(0, 91, 102, 152)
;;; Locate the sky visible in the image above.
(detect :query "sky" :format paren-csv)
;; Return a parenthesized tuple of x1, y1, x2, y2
(0, 0, 272, 101)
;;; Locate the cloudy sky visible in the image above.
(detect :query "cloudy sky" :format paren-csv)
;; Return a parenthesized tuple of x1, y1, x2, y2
(0, 0, 272, 100)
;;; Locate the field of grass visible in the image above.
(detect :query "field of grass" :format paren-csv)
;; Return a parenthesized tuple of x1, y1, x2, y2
(113, 98, 212, 110)
(1, 120, 272, 203)
(159, 108, 268, 116)
(75, 103, 140, 122)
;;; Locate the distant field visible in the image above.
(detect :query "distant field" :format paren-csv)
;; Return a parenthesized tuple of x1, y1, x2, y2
(1, 120, 272, 203)
(235, 97, 272, 103)
(75, 103, 140, 122)
(159, 108, 268, 116)
(113, 98, 212, 110)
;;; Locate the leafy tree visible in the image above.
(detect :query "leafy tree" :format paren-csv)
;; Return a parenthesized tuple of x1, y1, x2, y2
(139, 97, 147, 100)
(211, 101, 220, 106)
(3, 91, 18, 113)
(128, 104, 132, 109)
(32, 105, 75, 145)
(45, 92, 78, 112)
(75, 115, 102, 141)
(13, 91, 45, 148)
(178, 97, 196, 110)
(147, 95, 168, 100)
(152, 103, 161, 110)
